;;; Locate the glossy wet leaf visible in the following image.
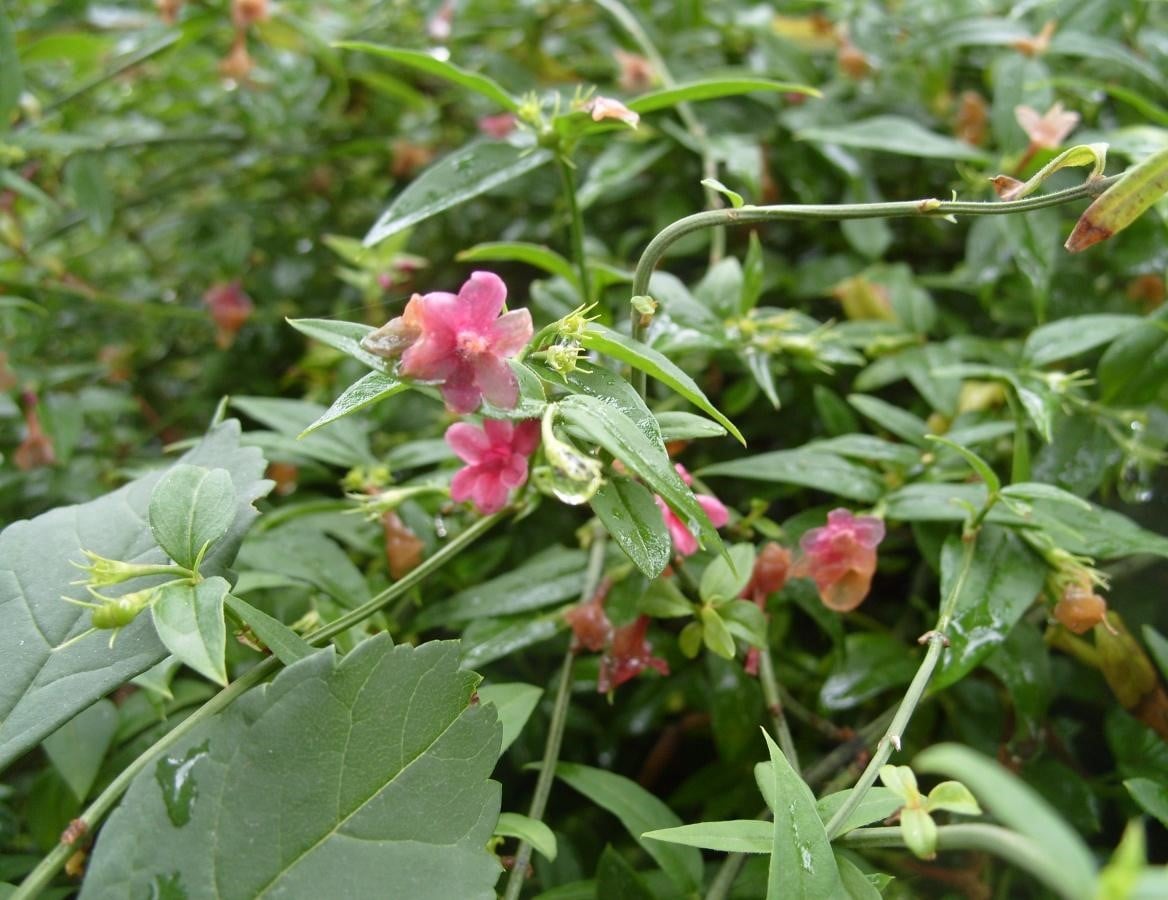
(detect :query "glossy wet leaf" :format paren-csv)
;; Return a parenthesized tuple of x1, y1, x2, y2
(0, 420, 269, 771)
(286, 317, 387, 372)
(627, 76, 819, 114)
(700, 544, 756, 603)
(83, 639, 501, 898)
(365, 140, 554, 247)
(654, 411, 726, 441)
(763, 731, 842, 899)
(797, 116, 989, 161)
(580, 325, 745, 445)
(932, 527, 1045, 691)
(151, 577, 229, 686)
(477, 683, 542, 753)
(700, 448, 885, 503)
(819, 633, 920, 711)
(300, 371, 407, 437)
(148, 465, 236, 570)
(1022, 314, 1141, 366)
(1066, 146, 1168, 252)
(42, 699, 118, 802)
(1097, 307, 1168, 405)
(337, 43, 517, 111)
(553, 762, 702, 895)
(590, 476, 671, 579)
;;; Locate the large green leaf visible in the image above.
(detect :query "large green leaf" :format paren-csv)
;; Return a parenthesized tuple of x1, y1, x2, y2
(365, 140, 554, 247)
(796, 116, 989, 161)
(1097, 307, 1168, 405)
(932, 527, 1046, 690)
(0, 420, 270, 771)
(337, 43, 519, 112)
(590, 476, 671, 579)
(81, 638, 503, 899)
(42, 700, 118, 803)
(554, 763, 702, 895)
(700, 449, 885, 502)
(627, 76, 819, 114)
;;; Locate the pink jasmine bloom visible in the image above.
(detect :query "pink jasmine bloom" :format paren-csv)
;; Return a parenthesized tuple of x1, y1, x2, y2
(655, 464, 730, 557)
(585, 96, 640, 129)
(794, 509, 885, 612)
(446, 418, 540, 514)
(478, 113, 517, 139)
(1015, 102, 1079, 149)
(400, 271, 533, 413)
(598, 615, 669, 693)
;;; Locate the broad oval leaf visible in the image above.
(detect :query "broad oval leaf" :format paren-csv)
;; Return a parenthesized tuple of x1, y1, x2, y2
(365, 140, 554, 247)
(82, 638, 503, 900)
(590, 476, 671, 579)
(554, 762, 702, 895)
(580, 325, 745, 445)
(149, 465, 237, 570)
(336, 43, 518, 112)
(627, 77, 819, 114)
(43, 700, 118, 802)
(0, 420, 270, 771)
(151, 577, 230, 686)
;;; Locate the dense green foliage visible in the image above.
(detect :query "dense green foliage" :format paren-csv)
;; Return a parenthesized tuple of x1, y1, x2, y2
(3, 1, 1168, 898)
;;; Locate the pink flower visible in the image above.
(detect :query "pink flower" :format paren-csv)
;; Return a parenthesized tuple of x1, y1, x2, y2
(1015, 102, 1079, 149)
(655, 464, 729, 557)
(585, 96, 640, 129)
(794, 509, 885, 612)
(446, 418, 540, 514)
(478, 113, 517, 140)
(399, 272, 533, 413)
(598, 616, 669, 693)
(204, 281, 254, 349)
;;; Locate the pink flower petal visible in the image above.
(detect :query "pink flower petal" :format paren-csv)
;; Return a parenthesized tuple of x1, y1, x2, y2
(512, 419, 541, 456)
(473, 353, 520, 410)
(482, 418, 514, 446)
(497, 455, 529, 489)
(450, 466, 481, 504)
(441, 367, 482, 414)
(472, 473, 510, 514)
(489, 308, 534, 356)
(401, 332, 459, 381)
(697, 493, 729, 529)
(445, 422, 492, 464)
(458, 271, 508, 325)
(851, 516, 886, 549)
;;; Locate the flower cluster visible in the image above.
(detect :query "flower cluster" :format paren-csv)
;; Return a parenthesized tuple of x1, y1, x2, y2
(793, 508, 885, 612)
(445, 418, 540, 515)
(565, 582, 669, 694)
(363, 271, 533, 415)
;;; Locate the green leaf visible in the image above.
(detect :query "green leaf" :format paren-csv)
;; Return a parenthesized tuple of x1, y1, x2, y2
(495, 812, 557, 861)
(654, 411, 726, 441)
(64, 155, 113, 234)
(1124, 778, 1168, 829)
(579, 325, 745, 445)
(457, 242, 579, 287)
(721, 600, 768, 649)
(535, 362, 663, 448)
(835, 852, 883, 900)
(932, 527, 1045, 691)
(286, 317, 387, 372)
(223, 593, 313, 666)
(900, 807, 938, 860)
(300, 371, 407, 437)
(700, 448, 885, 503)
(82, 638, 503, 899)
(336, 43, 519, 112)
(848, 394, 929, 446)
(558, 394, 723, 555)
(915, 744, 1097, 898)
(763, 731, 842, 899)
(1066, 146, 1168, 252)
(477, 683, 542, 753)
(820, 633, 920, 711)
(460, 613, 565, 669)
(700, 543, 756, 603)
(797, 116, 989, 161)
(232, 396, 374, 468)
(700, 606, 737, 659)
(924, 436, 1000, 493)
(1097, 307, 1168, 405)
(0, 8, 22, 127)
(554, 763, 702, 894)
(1022, 314, 1141, 366)
(596, 846, 655, 899)
(365, 140, 554, 247)
(926, 781, 982, 816)
(815, 788, 903, 836)
(1143, 626, 1168, 682)
(0, 420, 269, 771)
(591, 476, 671, 579)
(415, 548, 586, 629)
(42, 700, 118, 802)
(148, 465, 237, 570)
(237, 525, 371, 609)
(877, 765, 918, 802)
(151, 578, 229, 686)
(627, 76, 819, 114)
(644, 819, 771, 853)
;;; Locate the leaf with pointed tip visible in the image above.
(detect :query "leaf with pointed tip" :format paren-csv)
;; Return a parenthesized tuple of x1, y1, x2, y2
(457, 242, 579, 288)
(152, 578, 229, 686)
(300, 372, 407, 437)
(590, 476, 671, 579)
(336, 43, 518, 111)
(149, 465, 237, 570)
(0, 420, 270, 772)
(627, 77, 819, 114)
(1066, 146, 1168, 252)
(223, 593, 313, 667)
(82, 638, 503, 900)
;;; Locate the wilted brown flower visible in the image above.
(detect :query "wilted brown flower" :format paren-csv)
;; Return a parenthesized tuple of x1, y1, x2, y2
(382, 511, 424, 579)
(231, 0, 268, 29)
(204, 281, 254, 348)
(614, 49, 655, 92)
(1015, 102, 1079, 150)
(1012, 19, 1056, 57)
(954, 90, 988, 146)
(219, 32, 253, 81)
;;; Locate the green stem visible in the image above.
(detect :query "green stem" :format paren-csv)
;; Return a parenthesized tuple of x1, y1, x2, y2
(556, 156, 592, 305)
(823, 534, 979, 840)
(502, 529, 607, 900)
(592, 0, 725, 263)
(757, 645, 798, 771)
(839, 824, 1085, 900)
(705, 846, 750, 900)
(14, 511, 506, 900)
(629, 176, 1118, 347)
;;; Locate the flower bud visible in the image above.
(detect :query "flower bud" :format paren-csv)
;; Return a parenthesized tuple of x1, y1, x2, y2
(72, 550, 186, 587)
